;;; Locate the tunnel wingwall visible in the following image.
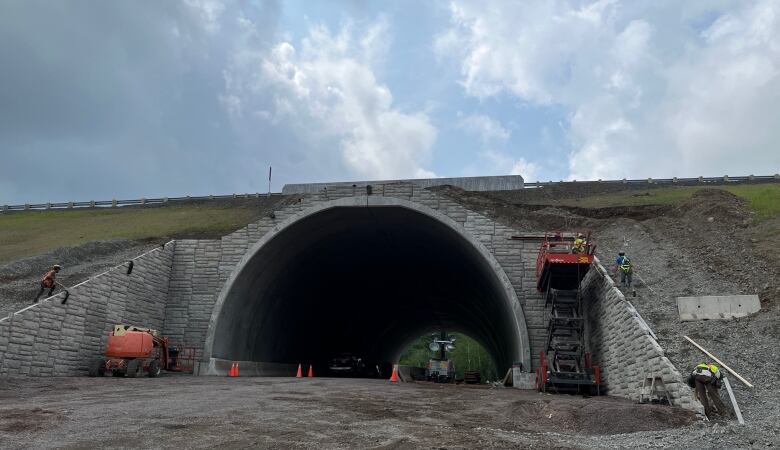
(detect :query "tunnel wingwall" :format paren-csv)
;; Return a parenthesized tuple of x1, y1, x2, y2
(581, 258, 701, 412)
(0, 244, 174, 377)
(6, 182, 684, 381)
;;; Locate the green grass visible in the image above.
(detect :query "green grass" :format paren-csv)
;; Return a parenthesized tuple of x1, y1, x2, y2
(554, 183, 780, 219)
(0, 204, 261, 264)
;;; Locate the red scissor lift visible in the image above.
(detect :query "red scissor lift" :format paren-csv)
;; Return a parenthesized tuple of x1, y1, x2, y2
(535, 232, 601, 394)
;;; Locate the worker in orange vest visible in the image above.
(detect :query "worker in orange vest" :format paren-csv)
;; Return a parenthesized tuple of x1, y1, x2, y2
(34, 265, 61, 303)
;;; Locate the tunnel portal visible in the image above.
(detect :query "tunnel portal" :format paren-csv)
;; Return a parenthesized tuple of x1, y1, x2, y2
(206, 201, 527, 374)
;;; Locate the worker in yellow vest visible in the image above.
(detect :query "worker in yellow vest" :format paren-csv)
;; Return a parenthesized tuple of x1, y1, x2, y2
(572, 233, 586, 253)
(686, 362, 728, 417)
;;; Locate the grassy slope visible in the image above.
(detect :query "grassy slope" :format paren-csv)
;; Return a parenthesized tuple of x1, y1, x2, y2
(0, 204, 263, 264)
(545, 183, 780, 219)
(3, 184, 776, 265)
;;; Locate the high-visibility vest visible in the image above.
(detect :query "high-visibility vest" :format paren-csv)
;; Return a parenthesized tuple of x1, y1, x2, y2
(708, 364, 721, 379)
(619, 257, 632, 272)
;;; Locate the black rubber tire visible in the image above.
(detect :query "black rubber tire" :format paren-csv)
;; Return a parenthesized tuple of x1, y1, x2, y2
(88, 359, 105, 377)
(148, 359, 161, 378)
(126, 359, 140, 378)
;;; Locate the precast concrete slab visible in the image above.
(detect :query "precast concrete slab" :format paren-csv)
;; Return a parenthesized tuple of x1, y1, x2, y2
(282, 175, 524, 194)
(676, 295, 760, 321)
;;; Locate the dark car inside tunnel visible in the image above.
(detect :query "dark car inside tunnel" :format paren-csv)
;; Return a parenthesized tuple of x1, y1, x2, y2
(209, 205, 523, 376)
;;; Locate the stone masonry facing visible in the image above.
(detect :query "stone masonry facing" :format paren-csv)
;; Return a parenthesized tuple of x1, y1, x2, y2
(0, 182, 700, 413)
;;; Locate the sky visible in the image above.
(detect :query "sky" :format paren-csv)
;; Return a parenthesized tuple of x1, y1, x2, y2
(1, 0, 778, 204)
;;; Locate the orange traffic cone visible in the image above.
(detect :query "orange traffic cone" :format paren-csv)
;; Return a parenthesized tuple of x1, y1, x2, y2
(234, 362, 240, 377)
(296, 364, 303, 378)
(307, 364, 314, 378)
(228, 362, 236, 377)
(389, 364, 399, 383)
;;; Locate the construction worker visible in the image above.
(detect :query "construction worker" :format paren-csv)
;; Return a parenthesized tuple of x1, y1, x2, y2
(34, 265, 61, 303)
(615, 252, 633, 287)
(686, 362, 728, 418)
(572, 233, 586, 253)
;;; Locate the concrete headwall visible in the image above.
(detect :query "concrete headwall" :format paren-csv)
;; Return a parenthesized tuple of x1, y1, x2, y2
(581, 258, 699, 411)
(282, 175, 524, 194)
(165, 183, 548, 371)
(0, 244, 174, 376)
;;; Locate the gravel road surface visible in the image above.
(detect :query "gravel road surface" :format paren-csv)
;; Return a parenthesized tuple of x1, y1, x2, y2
(0, 376, 705, 449)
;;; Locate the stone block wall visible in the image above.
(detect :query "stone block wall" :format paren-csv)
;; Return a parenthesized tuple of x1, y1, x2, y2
(0, 244, 174, 377)
(6, 183, 693, 381)
(164, 184, 548, 369)
(163, 240, 222, 361)
(581, 258, 699, 411)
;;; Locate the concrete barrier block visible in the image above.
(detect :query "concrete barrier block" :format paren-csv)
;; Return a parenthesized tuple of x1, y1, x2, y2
(676, 295, 760, 321)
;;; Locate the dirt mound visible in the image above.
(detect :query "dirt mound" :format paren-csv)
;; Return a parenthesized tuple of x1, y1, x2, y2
(0, 239, 141, 281)
(507, 397, 696, 435)
(674, 189, 752, 224)
(0, 239, 154, 318)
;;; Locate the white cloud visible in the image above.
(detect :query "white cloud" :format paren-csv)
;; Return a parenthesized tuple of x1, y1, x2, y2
(459, 114, 510, 144)
(479, 149, 539, 182)
(223, 18, 437, 179)
(183, 0, 226, 34)
(438, 0, 780, 180)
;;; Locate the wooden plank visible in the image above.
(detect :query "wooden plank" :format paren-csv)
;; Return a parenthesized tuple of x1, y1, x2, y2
(683, 335, 754, 388)
(723, 377, 745, 425)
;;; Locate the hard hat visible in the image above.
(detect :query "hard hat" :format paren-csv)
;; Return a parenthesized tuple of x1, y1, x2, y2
(53, 264, 62, 270)
(618, 252, 625, 256)
(577, 233, 584, 238)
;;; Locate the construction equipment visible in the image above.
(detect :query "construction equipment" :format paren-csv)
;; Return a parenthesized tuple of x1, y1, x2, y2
(88, 325, 194, 377)
(425, 331, 456, 383)
(535, 232, 601, 394)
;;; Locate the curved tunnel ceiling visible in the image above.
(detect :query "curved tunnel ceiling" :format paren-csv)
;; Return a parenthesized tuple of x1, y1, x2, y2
(210, 204, 524, 372)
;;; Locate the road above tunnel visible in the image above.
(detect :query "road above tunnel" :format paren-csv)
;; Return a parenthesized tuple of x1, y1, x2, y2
(0, 376, 710, 449)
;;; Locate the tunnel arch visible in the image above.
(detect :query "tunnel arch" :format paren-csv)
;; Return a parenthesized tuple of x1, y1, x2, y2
(203, 196, 531, 373)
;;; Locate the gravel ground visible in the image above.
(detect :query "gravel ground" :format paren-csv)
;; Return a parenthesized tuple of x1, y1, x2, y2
(0, 376, 703, 449)
(2, 186, 778, 447)
(439, 186, 780, 447)
(0, 239, 158, 318)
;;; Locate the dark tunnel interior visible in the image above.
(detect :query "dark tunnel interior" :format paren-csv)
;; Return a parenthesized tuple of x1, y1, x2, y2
(210, 206, 523, 374)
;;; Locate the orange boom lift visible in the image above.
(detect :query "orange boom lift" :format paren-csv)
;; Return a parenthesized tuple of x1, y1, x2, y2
(88, 325, 194, 378)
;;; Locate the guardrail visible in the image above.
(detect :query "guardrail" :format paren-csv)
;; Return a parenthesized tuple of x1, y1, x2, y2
(1, 192, 283, 212)
(2, 174, 778, 212)
(522, 174, 779, 188)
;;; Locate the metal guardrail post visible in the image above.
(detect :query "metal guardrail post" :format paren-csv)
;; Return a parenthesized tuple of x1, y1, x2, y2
(68, 202, 73, 209)
(672, 177, 678, 183)
(46, 203, 51, 209)
(698, 176, 704, 183)
(112, 199, 117, 207)
(90, 200, 95, 207)
(24, 203, 30, 210)
(647, 178, 653, 184)
(723, 175, 729, 182)
(163, 197, 168, 203)
(141, 198, 146, 205)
